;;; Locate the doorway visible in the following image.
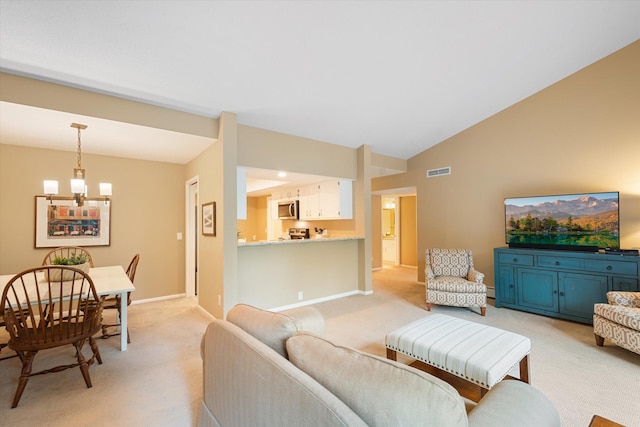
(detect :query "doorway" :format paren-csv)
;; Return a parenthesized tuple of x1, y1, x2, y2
(186, 177, 199, 297)
(382, 197, 399, 265)
(373, 187, 417, 272)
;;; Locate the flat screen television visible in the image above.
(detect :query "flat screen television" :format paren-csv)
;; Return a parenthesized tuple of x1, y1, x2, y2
(505, 191, 619, 252)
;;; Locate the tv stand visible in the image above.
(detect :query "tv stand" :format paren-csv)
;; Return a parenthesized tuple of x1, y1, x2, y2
(494, 247, 639, 324)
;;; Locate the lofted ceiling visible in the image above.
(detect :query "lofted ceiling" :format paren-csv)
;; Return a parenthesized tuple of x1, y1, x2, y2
(1, 1, 639, 169)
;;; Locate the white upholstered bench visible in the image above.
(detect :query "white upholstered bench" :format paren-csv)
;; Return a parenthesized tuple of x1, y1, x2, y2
(385, 313, 531, 397)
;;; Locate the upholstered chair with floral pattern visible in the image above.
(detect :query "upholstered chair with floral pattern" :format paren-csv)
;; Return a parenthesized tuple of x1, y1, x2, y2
(594, 291, 640, 355)
(425, 248, 487, 316)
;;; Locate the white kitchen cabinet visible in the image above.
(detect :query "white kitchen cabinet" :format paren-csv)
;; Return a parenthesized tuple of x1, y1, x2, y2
(300, 179, 352, 220)
(299, 184, 319, 220)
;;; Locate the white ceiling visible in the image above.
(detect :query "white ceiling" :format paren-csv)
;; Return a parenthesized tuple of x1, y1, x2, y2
(1, 1, 639, 165)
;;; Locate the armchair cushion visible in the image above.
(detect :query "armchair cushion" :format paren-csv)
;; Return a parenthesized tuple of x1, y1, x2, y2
(594, 303, 640, 333)
(430, 248, 470, 277)
(607, 291, 640, 308)
(429, 277, 487, 294)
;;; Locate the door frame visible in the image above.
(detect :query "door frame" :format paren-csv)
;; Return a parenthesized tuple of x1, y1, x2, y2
(185, 176, 199, 297)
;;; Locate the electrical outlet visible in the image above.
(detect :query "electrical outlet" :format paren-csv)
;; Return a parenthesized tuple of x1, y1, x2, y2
(218, 294, 222, 306)
(298, 291, 303, 301)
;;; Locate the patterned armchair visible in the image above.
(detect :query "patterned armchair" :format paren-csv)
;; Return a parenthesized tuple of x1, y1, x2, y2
(594, 291, 640, 355)
(425, 248, 487, 316)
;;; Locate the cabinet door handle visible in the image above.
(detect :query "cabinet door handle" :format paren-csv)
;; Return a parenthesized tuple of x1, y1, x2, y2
(509, 284, 514, 288)
(553, 290, 558, 295)
(553, 261, 560, 265)
(512, 258, 518, 263)
(606, 265, 612, 271)
(559, 292, 565, 296)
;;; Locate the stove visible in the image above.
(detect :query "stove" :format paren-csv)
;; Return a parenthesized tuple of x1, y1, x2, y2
(289, 228, 310, 240)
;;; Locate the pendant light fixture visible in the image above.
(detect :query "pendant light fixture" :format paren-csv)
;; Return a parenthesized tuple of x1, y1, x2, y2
(43, 123, 112, 206)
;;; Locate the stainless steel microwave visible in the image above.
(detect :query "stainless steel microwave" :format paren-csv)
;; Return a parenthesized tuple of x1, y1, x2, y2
(277, 200, 299, 220)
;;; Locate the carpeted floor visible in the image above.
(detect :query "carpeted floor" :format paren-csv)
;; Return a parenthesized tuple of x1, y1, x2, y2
(1, 265, 638, 426)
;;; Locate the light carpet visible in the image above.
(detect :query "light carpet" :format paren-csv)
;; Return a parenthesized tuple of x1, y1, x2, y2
(1, 266, 638, 426)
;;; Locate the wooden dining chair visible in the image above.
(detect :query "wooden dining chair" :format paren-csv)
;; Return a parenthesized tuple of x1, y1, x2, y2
(42, 246, 95, 267)
(101, 254, 140, 343)
(1, 266, 104, 408)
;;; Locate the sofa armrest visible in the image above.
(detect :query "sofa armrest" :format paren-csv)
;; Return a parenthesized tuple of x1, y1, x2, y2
(280, 306, 325, 336)
(467, 380, 560, 427)
(425, 265, 435, 280)
(467, 268, 484, 284)
(606, 291, 640, 308)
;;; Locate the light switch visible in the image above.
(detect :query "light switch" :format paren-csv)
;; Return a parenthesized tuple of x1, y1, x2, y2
(177, 232, 183, 240)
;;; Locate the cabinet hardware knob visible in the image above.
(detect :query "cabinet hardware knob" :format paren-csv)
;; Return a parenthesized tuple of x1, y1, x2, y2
(513, 258, 517, 262)
(553, 290, 558, 295)
(553, 261, 560, 265)
(607, 265, 612, 270)
(509, 284, 514, 288)
(559, 292, 565, 296)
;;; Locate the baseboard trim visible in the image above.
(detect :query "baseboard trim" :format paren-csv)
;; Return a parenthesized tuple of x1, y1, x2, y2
(270, 289, 372, 312)
(131, 293, 186, 305)
(196, 304, 216, 320)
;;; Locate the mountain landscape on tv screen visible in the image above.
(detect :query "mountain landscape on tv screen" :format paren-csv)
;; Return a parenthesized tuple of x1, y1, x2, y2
(505, 195, 619, 248)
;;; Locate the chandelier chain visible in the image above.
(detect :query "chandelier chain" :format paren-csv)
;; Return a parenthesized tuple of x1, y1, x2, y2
(77, 125, 82, 169)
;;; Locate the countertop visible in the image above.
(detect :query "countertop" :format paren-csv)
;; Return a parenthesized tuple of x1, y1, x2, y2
(238, 236, 363, 246)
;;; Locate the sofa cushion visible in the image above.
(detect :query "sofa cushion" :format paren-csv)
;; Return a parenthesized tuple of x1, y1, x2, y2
(198, 320, 368, 427)
(226, 304, 324, 358)
(286, 332, 468, 427)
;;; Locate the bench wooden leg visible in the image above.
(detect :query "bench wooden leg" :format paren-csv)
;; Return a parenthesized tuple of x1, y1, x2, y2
(386, 348, 397, 361)
(519, 354, 530, 384)
(480, 307, 486, 316)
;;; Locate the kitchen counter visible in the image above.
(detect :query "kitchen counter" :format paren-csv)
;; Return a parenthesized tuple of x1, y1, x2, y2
(238, 236, 363, 246)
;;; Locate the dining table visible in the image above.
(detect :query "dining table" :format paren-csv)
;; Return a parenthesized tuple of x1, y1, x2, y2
(0, 265, 135, 351)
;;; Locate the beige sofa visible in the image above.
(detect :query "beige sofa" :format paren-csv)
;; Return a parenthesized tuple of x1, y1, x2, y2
(198, 304, 560, 427)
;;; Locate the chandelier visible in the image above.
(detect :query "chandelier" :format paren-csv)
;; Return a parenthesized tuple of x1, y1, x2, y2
(43, 123, 112, 206)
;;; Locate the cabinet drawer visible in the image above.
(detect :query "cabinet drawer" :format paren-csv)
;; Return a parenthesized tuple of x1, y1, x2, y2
(498, 253, 534, 266)
(589, 259, 638, 276)
(612, 277, 639, 291)
(538, 256, 582, 270)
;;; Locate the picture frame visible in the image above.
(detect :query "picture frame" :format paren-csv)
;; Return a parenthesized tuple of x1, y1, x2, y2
(35, 196, 111, 248)
(202, 201, 216, 236)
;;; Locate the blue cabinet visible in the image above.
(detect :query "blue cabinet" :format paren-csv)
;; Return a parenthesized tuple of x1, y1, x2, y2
(494, 248, 640, 324)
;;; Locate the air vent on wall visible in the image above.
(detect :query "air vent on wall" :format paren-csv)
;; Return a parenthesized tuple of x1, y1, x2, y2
(426, 166, 451, 178)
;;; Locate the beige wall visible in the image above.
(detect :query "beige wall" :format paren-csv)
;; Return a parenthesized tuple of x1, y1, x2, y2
(238, 240, 360, 309)
(374, 40, 640, 284)
(0, 72, 219, 303)
(238, 196, 268, 242)
(238, 125, 357, 180)
(0, 144, 185, 301)
(399, 196, 417, 267)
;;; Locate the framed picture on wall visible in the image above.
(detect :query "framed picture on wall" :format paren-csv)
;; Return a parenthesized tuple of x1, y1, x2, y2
(34, 196, 111, 248)
(202, 201, 216, 236)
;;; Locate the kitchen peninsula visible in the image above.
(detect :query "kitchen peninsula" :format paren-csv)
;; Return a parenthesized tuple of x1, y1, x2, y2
(238, 236, 364, 310)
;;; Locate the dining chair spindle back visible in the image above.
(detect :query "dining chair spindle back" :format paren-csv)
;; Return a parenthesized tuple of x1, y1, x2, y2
(1, 266, 104, 408)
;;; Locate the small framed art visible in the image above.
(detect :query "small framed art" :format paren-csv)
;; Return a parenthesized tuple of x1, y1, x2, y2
(202, 201, 216, 236)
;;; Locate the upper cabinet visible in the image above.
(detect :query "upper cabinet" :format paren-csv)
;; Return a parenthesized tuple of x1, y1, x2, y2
(299, 179, 353, 220)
